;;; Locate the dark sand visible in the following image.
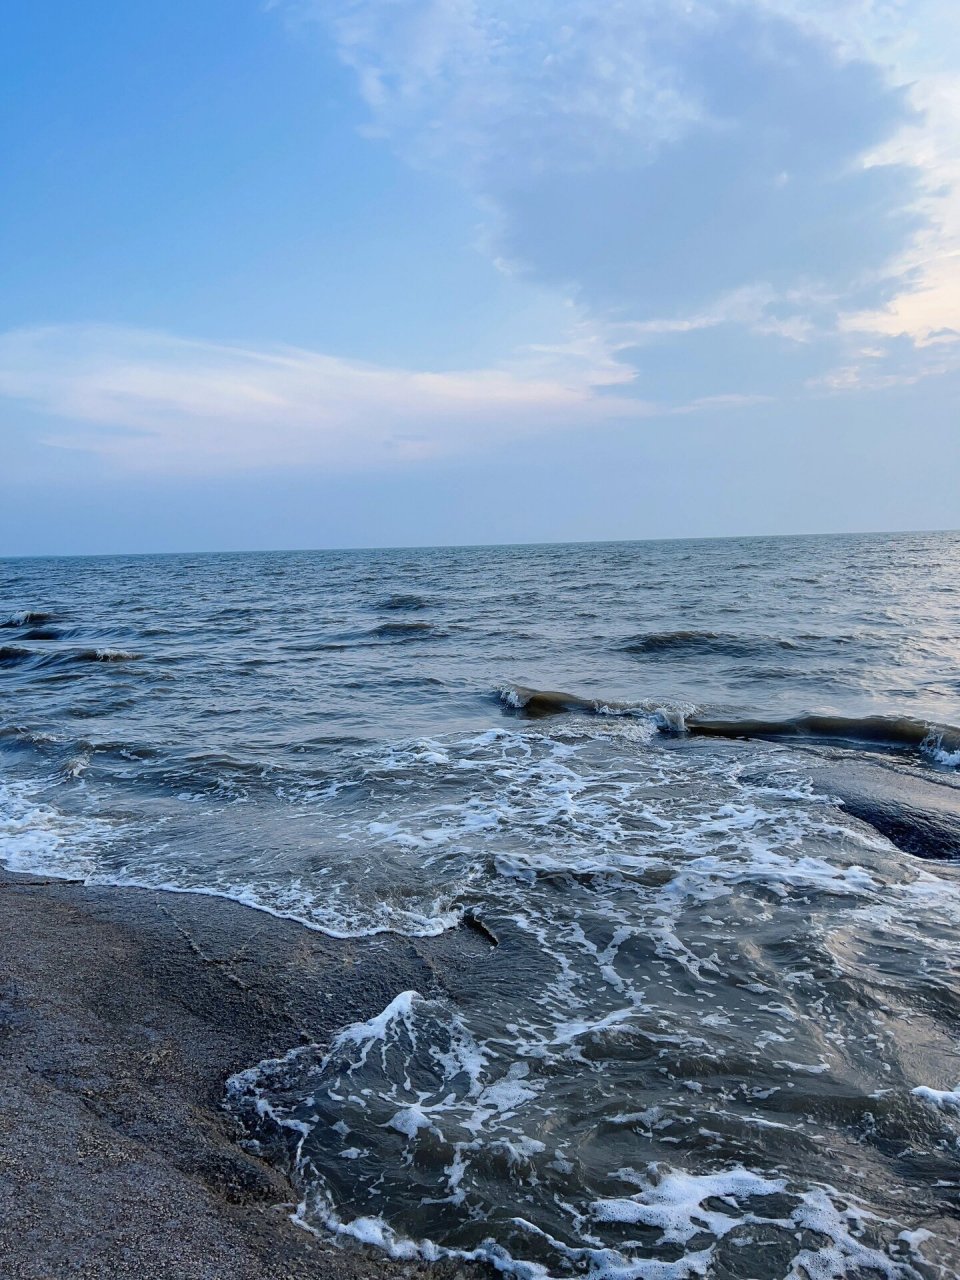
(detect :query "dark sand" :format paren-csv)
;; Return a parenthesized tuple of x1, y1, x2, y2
(0, 870, 489, 1280)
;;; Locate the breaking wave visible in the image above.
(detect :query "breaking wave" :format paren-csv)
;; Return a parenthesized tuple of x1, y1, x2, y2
(0, 609, 59, 628)
(681, 712, 960, 763)
(497, 687, 960, 766)
(0, 646, 140, 669)
(497, 684, 652, 720)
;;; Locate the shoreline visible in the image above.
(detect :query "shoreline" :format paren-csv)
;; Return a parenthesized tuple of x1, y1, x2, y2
(0, 869, 489, 1280)
(3, 752, 960, 1278)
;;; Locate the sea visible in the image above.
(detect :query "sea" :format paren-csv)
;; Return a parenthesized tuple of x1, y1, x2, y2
(2, 531, 960, 1279)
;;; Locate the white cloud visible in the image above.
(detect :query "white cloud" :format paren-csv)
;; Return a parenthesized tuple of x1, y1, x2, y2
(842, 72, 960, 346)
(0, 323, 786, 474)
(289, 0, 960, 380)
(762, 0, 960, 366)
(810, 330, 960, 392)
(0, 324, 642, 474)
(8, 1, 957, 487)
(298, 0, 711, 177)
(719, 0, 960, 348)
(609, 284, 828, 345)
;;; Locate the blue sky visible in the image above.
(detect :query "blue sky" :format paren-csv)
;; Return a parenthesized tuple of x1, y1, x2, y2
(2, 0, 959, 553)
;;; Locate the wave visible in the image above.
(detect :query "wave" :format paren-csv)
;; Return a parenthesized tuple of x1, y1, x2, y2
(0, 646, 32, 666)
(290, 620, 456, 651)
(681, 713, 960, 760)
(619, 629, 800, 658)
(0, 609, 59, 629)
(617, 630, 873, 659)
(498, 685, 640, 718)
(0, 772, 463, 938)
(75, 648, 139, 663)
(227, 989, 937, 1280)
(497, 685, 960, 767)
(371, 621, 440, 640)
(377, 594, 430, 612)
(0, 646, 140, 670)
(13, 626, 64, 641)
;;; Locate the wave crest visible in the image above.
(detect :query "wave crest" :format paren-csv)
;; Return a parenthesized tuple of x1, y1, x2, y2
(372, 622, 439, 640)
(497, 685, 960, 770)
(682, 713, 960, 760)
(0, 646, 139, 670)
(498, 685, 638, 718)
(0, 610, 59, 629)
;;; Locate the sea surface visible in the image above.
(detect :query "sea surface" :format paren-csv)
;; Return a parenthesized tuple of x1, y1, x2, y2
(3, 532, 960, 1278)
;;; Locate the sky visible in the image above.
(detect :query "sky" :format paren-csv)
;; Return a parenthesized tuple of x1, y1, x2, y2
(2, 0, 959, 554)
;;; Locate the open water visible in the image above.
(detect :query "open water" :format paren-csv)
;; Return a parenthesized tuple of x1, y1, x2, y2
(2, 532, 960, 1278)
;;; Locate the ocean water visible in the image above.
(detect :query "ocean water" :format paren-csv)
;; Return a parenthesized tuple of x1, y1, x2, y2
(3, 532, 960, 1278)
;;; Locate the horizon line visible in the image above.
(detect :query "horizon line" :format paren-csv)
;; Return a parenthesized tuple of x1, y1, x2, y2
(2, 526, 957, 562)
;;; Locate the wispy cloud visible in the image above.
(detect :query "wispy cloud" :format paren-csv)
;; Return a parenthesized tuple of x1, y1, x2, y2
(0, 324, 640, 474)
(0, 323, 782, 474)
(609, 284, 830, 345)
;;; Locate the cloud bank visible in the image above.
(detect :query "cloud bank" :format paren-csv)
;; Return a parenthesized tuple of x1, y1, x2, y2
(288, 0, 960, 390)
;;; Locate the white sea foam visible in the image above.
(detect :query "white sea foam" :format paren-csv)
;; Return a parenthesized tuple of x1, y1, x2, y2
(920, 730, 960, 768)
(307, 1172, 932, 1280)
(218, 721, 958, 1275)
(229, 970, 937, 1279)
(5, 716, 957, 1278)
(3, 609, 52, 627)
(911, 1082, 960, 1112)
(0, 770, 464, 936)
(591, 1165, 788, 1242)
(4, 719, 954, 952)
(99, 874, 465, 939)
(0, 777, 110, 879)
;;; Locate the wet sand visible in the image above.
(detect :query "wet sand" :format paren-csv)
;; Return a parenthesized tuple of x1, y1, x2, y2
(0, 870, 488, 1280)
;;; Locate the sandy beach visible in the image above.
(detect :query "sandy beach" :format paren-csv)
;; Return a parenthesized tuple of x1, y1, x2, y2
(0, 869, 488, 1280)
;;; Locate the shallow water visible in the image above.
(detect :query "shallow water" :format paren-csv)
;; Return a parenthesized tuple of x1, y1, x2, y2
(2, 533, 960, 1277)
